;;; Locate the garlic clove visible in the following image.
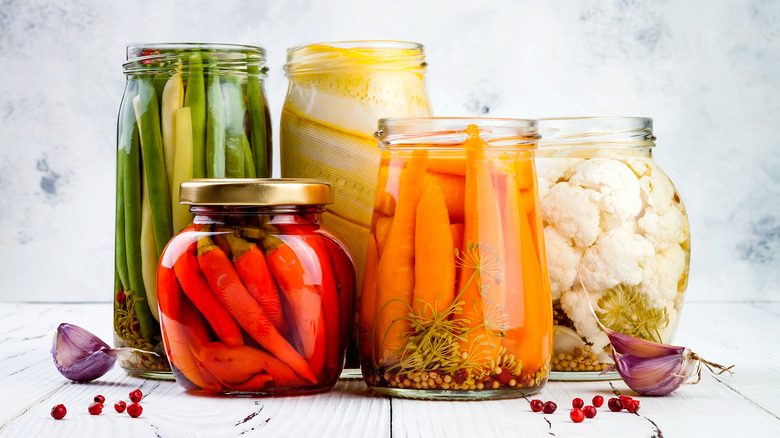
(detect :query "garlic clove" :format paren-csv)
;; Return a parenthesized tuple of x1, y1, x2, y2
(51, 323, 155, 382)
(604, 326, 686, 358)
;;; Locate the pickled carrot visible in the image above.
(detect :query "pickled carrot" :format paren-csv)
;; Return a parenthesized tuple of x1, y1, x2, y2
(500, 171, 526, 361)
(456, 125, 506, 364)
(425, 156, 466, 175)
(374, 216, 392, 258)
(412, 183, 455, 317)
(450, 223, 464, 261)
(423, 172, 466, 223)
(375, 150, 428, 363)
(359, 234, 379, 364)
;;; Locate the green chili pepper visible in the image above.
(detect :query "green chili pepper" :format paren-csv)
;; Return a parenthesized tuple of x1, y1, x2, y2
(184, 53, 206, 179)
(222, 74, 246, 177)
(242, 134, 256, 178)
(247, 64, 269, 177)
(205, 56, 225, 178)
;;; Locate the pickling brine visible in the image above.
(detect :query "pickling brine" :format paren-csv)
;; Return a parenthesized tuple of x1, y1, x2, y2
(360, 118, 551, 400)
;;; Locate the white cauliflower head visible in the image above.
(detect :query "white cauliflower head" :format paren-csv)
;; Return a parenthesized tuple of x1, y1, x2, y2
(640, 244, 687, 310)
(543, 226, 581, 301)
(542, 182, 601, 247)
(569, 159, 642, 230)
(579, 228, 655, 292)
(637, 204, 687, 251)
(559, 286, 610, 355)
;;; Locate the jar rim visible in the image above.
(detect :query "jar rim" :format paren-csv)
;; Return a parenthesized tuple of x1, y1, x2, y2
(376, 117, 539, 150)
(284, 40, 426, 74)
(124, 43, 267, 74)
(537, 116, 655, 148)
(179, 178, 333, 206)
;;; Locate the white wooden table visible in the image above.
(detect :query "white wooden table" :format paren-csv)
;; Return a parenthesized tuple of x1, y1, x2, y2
(1, 301, 779, 437)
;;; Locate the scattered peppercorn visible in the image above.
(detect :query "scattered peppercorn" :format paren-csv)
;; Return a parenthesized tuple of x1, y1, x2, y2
(93, 395, 105, 404)
(572, 397, 584, 409)
(129, 389, 143, 403)
(583, 405, 597, 418)
(570, 408, 585, 423)
(542, 401, 557, 414)
(50, 404, 67, 420)
(592, 395, 604, 407)
(625, 399, 641, 413)
(530, 399, 544, 412)
(88, 402, 103, 415)
(127, 402, 143, 418)
(114, 401, 127, 413)
(608, 397, 623, 412)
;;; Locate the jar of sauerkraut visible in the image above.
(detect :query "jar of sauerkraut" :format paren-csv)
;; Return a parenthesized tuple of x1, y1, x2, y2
(281, 41, 433, 376)
(536, 117, 690, 380)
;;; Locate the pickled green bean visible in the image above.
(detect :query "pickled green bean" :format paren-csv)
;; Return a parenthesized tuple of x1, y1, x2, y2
(247, 64, 269, 177)
(206, 56, 225, 178)
(222, 75, 245, 177)
(242, 134, 256, 178)
(184, 53, 207, 179)
(136, 77, 173, 257)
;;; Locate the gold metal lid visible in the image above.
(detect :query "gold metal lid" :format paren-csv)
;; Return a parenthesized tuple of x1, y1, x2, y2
(179, 178, 333, 206)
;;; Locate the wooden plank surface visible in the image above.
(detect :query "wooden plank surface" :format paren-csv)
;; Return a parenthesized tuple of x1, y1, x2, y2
(1, 302, 779, 437)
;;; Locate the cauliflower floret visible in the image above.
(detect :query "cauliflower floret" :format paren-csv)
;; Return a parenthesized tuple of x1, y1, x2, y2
(569, 159, 642, 230)
(637, 204, 687, 251)
(579, 228, 655, 292)
(647, 163, 677, 214)
(543, 227, 580, 300)
(560, 287, 610, 355)
(640, 244, 686, 310)
(542, 183, 601, 247)
(536, 157, 583, 184)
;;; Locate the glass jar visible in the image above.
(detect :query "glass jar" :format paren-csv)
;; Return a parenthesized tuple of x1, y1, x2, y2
(360, 118, 551, 400)
(157, 179, 355, 395)
(115, 43, 271, 379)
(281, 41, 433, 376)
(535, 117, 691, 380)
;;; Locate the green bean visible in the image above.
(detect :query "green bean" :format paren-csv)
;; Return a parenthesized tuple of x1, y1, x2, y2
(242, 133, 256, 178)
(222, 74, 245, 177)
(114, 149, 129, 292)
(184, 53, 206, 178)
(205, 56, 225, 178)
(247, 64, 269, 177)
(153, 72, 171, 119)
(120, 84, 157, 344)
(136, 77, 173, 257)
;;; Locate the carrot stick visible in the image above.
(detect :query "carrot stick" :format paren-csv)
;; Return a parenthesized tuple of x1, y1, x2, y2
(424, 172, 466, 222)
(375, 150, 428, 363)
(173, 242, 244, 347)
(359, 234, 379, 364)
(374, 216, 392, 258)
(223, 232, 289, 338)
(413, 183, 455, 317)
(456, 125, 506, 364)
(499, 171, 526, 361)
(197, 236, 317, 384)
(426, 156, 466, 175)
(262, 235, 325, 370)
(450, 223, 464, 254)
(198, 342, 308, 387)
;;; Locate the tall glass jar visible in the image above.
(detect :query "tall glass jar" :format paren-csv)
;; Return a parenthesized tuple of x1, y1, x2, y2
(115, 43, 271, 378)
(157, 179, 354, 396)
(281, 41, 433, 375)
(535, 117, 690, 380)
(360, 118, 551, 400)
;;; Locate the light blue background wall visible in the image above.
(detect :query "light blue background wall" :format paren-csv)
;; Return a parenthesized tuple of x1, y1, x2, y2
(1, 0, 778, 302)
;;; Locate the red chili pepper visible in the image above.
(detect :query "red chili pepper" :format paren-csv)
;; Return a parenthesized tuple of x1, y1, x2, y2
(197, 236, 317, 384)
(222, 232, 289, 338)
(173, 242, 244, 348)
(263, 234, 326, 377)
(198, 342, 309, 387)
(322, 234, 355, 355)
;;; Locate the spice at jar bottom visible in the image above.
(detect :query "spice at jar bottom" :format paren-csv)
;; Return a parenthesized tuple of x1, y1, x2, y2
(359, 118, 552, 400)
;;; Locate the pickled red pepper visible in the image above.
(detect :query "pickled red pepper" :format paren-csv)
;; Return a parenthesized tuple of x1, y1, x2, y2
(362, 123, 550, 393)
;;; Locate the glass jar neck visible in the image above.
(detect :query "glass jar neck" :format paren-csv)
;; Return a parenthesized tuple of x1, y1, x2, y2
(537, 117, 655, 153)
(284, 41, 427, 76)
(191, 205, 324, 226)
(123, 43, 267, 76)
